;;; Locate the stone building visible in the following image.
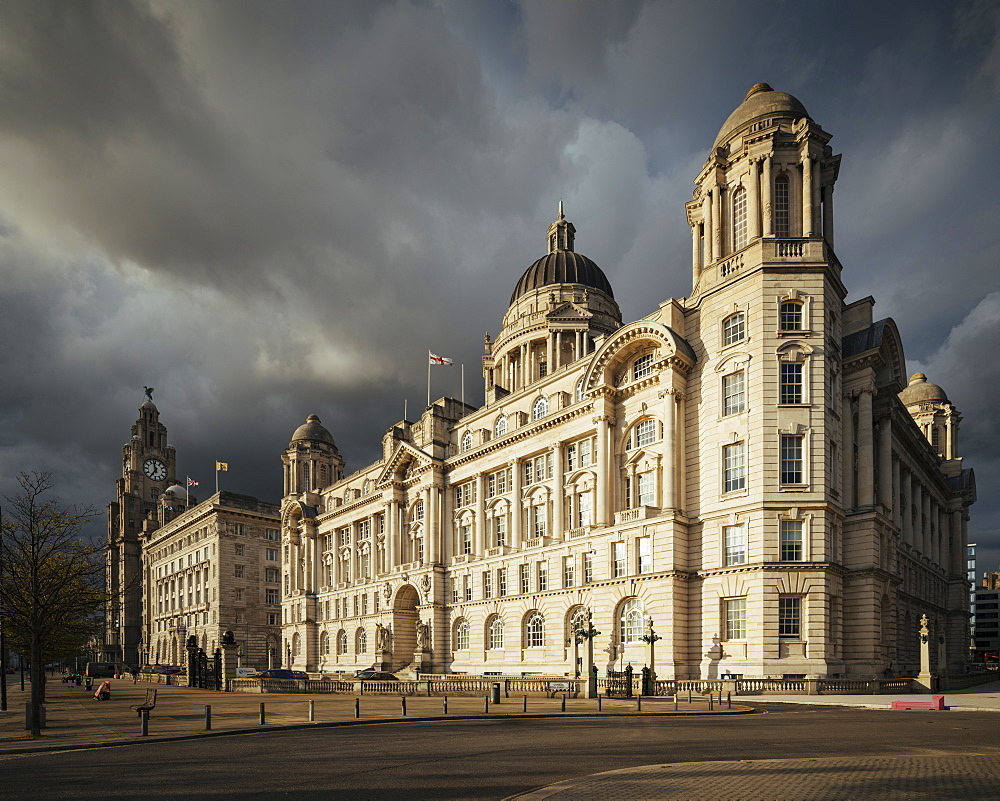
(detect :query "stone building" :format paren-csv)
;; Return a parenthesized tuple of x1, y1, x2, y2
(279, 84, 975, 680)
(105, 396, 177, 666)
(140, 491, 282, 669)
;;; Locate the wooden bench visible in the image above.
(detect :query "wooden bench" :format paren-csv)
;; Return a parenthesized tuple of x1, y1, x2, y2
(891, 695, 945, 711)
(130, 688, 157, 717)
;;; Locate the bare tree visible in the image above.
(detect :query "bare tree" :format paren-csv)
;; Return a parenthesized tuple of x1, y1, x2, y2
(0, 472, 102, 737)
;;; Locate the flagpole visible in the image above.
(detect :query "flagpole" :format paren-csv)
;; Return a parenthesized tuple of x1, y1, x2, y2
(461, 364, 465, 411)
(404, 399, 408, 421)
(215, 466, 219, 496)
(427, 352, 431, 408)
(186, 478, 189, 508)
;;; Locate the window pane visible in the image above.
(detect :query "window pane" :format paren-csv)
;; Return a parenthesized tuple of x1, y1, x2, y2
(780, 363, 803, 404)
(636, 419, 656, 448)
(780, 302, 803, 331)
(723, 312, 745, 346)
(725, 598, 747, 640)
(779, 597, 801, 638)
(724, 524, 747, 566)
(724, 442, 746, 492)
(637, 472, 654, 507)
(723, 371, 745, 415)
(733, 186, 747, 250)
(780, 520, 803, 561)
(780, 435, 804, 484)
(774, 176, 789, 237)
(633, 353, 653, 381)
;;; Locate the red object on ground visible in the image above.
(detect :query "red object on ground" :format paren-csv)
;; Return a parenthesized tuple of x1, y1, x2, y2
(891, 695, 945, 710)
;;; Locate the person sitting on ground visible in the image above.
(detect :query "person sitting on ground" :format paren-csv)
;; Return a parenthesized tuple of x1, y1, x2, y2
(93, 681, 111, 701)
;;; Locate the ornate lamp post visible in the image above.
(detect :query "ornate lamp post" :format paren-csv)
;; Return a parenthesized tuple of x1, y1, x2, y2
(641, 615, 662, 688)
(572, 609, 600, 698)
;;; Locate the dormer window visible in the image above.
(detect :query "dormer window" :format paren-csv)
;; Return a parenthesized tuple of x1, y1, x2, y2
(532, 396, 548, 421)
(723, 312, 745, 346)
(494, 415, 508, 438)
(633, 353, 653, 381)
(460, 431, 473, 453)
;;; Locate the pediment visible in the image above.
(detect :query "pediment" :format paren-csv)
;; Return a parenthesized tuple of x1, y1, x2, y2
(546, 301, 593, 321)
(375, 441, 434, 486)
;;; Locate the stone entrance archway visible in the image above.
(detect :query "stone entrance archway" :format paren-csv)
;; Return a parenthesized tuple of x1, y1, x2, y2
(391, 584, 420, 671)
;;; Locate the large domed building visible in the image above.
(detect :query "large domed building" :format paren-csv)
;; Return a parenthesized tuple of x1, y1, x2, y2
(278, 86, 975, 683)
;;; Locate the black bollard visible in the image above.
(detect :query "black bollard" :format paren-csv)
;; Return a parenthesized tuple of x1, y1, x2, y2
(259, 702, 266, 725)
(673, 694, 678, 711)
(727, 691, 732, 709)
(140, 709, 149, 736)
(484, 696, 489, 713)
(522, 695, 527, 713)
(598, 694, 602, 712)
(354, 698, 360, 718)
(401, 696, 407, 716)
(309, 700, 315, 722)
(205, 705, 212, 730)
(443, 696, 448, 714)
(637, 695, 642, 712)
(561, 694, 566, 712)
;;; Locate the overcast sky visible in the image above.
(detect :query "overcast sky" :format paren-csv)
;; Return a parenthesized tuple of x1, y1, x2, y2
(1, 0, 998, 573)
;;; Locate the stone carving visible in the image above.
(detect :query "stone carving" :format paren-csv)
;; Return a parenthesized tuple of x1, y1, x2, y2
(416, 619, 430, 651)
(375, 623, 390, 652)
(420, 574, 431, 594)
(143, 386, 154, 402)
(383, 582, 392, 602)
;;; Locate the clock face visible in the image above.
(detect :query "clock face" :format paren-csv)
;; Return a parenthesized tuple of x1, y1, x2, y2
(143, 459, 167, 481)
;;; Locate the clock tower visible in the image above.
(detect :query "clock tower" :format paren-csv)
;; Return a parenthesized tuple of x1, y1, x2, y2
(104, 393, 177, 666)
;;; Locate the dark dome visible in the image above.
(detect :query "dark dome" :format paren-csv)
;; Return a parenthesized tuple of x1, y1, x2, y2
(713, 83, 811, 149)
(291, 414, 335, 446)
(510, 250, 614, 305)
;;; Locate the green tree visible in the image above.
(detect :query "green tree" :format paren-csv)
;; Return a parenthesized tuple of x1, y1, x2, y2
(1, 472, 103, 737)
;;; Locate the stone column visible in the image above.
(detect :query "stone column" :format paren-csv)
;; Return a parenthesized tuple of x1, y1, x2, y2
(922, 489, 931, 560)
(912, 481, 924, 555)
(749, 162, 761, 240)
(878, 416, 893, 511)
(892, 457, 901, 530)
(856, 388, 875, 508)
(842, 395, 855, 510)
(552, 442, 564, 539)
(510, 458, 522, 549)
(474, 475, 486, 555)
(801, 156, 814, 237)
(546, 335, 554, 375)
(660, 388, 677, 510)
(691, 223, 701, 285)
(595, 414, 611, 526)
(702, 192, 714, 263)
(822, 184, 834, 247)
(712, 187, 722, 260)
(813, 171, 822, 238)
(426, 484, 439, 565)
(762, 156, 773, 236)
(916, 614, 934, 693)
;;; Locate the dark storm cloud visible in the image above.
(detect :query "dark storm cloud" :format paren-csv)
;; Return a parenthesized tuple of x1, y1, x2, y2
(0, 0, 998, 576)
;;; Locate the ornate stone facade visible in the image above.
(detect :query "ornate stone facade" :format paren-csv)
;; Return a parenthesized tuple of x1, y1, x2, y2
(279, 85, 975, 680)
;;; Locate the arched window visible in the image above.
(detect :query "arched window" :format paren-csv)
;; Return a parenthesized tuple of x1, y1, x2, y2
(774, 175, 790, 237)
(413, 501, 424, 521)
(780, 301, 804, 331)
(633, 353, 653, 381)
(532, 396, 548, 421)
(357, 628, 367, 654)
(488, 616, 504, 650)
(321, 631, 330, 655)
(526, 613, 544, 648)
(362, 479, 371, 496)
(569, 607, 589, 640)
(629, 418, 659, 449)
(722, 312, 745, 346)
(337, 630, 348, 655)
(732, 185, 747, 251)
(455, 619, 470, 651)
(292, 632, 300, 657)
(494, 415, 508, 438)
(575, 377, 585, 403)
(461, 431, 473, 453)
(619, 598, 646, 644)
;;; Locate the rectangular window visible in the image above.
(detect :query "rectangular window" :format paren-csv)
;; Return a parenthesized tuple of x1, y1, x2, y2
(234, 523, 246, 536)
(780, 520, 804, 561)
(235, 564, 245, 578)
(265, 588, 279, 605)
(774, 178, 789, 237)
(537, 561, 548, 591)
(362, 593, 368, 615)
(780, 434, 804, 484)
(235, 588, 244, 602)
(497, 568, 507, 597)
(579, 439, 592, 466)
(463, 575, 472, 602)
(724, 524, 747, 566)
(451, 578, 459, 604)
(638, 537, 652, 574)
(268, 612, 279, 626)
(578, 491, 593, 527)
(566, 444, 577, 472)
(584, 551, 594, 584)
(234, 544, 245, 557)
(725, 598, 747, 640)
(235, 611, 247, 624)
(780, 363, 803, 404)
(563, 556, 575, 588)
(613, 541, 626, 577)
(635, 419, 657, 448)
(780, 302, 803, 331)
(723, 312, 745, 346)
(493, 515, 507, 547)
(520, 563, 530, 594)
(265, 568, 279, 583)
(637, 472, 654, 507)
(455, 482, 476, 507)
(265, 547, 279, 562)
(461, 525, 472, 554)
(532, 505, 547, 537)
(723, 442, 746, 492)
(779, 596, 801, 638)
(265, 528, 279, 541)
(374, 591, 379, 612)
(484, 571, 493, 599)
(523, 459, 534, 486)
(357, 519, 371, 539)
(723, 371, 745, 416)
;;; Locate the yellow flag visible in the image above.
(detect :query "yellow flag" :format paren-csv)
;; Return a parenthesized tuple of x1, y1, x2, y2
(216, 461, 228, 472)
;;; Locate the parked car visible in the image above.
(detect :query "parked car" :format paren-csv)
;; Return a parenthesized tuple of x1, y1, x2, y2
(256, 669, 308, 680)
(354, 670, 399, 681)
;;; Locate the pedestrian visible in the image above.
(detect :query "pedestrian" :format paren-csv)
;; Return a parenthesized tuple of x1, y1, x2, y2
(93, 680, 111, 701)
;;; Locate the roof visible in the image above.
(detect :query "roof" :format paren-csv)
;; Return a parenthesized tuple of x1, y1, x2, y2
(510, 250, 614, 305)
(842, 319, 887, 358)
(898, 372, 949, 405)
(290, 414, 336, 447)
(713, 83, 811, 149)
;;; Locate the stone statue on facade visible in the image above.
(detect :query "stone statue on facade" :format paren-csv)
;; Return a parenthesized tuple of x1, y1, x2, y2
(416, 619, 430, 651)
(375, 623, 390, 653)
